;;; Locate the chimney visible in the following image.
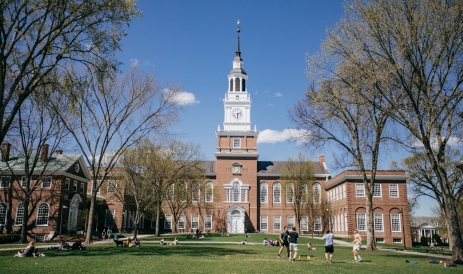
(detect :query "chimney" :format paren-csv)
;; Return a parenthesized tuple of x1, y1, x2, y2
(319, 154, 328, 173)
(1, 143, 11, 161)
(40, 144, 49, 162)
(56, 150, 63, 155)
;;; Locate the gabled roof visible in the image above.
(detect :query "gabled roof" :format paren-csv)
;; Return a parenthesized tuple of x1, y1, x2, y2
(0, 154, 91, 181)
(410, 216, 442, 228)
(257, 161, 327, 177)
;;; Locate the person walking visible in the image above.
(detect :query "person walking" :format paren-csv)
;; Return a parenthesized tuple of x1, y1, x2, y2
(101, 228, 106, 240)
(352, 229, 363, 262)
(277, 226, 290, 258)
(322, 230, 334, 263)
(288, 227, 299, 261)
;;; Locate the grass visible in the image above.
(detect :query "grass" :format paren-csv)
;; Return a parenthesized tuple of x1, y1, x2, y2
(0, 233, 459, 274)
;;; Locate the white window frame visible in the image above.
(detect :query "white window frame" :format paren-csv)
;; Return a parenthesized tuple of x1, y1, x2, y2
(191, 214, 199, 230)
(260, 182, 268, 203)
(107, 181, 117, 195)
(391, 214, 401, 232)
(41, 177, 52, 188)
(15, 203, 24, 226)
(357, 213, 367, 231)
(35, 234, 45, 242)
(21, 176, 28, 188)
(73, 181, 77, 192)
(343, 184, 346, 198)
(260, 216, 268, 231)
(65, 178, 70, 190)
(232, 182, 240, 202)
(374, 214, 384, 232)
(301, 216, 308, 231)
(233, 137, 241, 148)
(0, 176, 11, 188)
(287, 216, 295, 230)
(205, 182, 213, 202)
(273, 182, 281, 203)
(80, 182, 84, 193)
(300, 183, 308, 203)
(393, 238, 402, 243)
(273, 216, 281, 231)
(286, 184, 294, 203)
(204, 215, 212, 230)
(225, 188, 230, 202)
(36, 203, 49, 226)
(192, 182, 200, 202)
(178, 214, 186, 230)
(389, 184, 399, 198)
(313, 183, 321, 204)
(164, 214, 172, 229)
(241, 188, 247, 202)
(376, 238, 385, 243)
(314, 216, 322, 231)
(373, 184, 382, 197)
(0, 202, 7, 226)
(356, 183, 365, 197)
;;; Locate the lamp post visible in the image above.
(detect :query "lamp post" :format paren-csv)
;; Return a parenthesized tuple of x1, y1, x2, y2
(398, 209, 406, 250)
(59, 205, 68, 244)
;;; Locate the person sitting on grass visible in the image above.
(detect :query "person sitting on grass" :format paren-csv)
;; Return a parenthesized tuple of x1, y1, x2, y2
(132, 238, 140, 247)
(307, 242, 317, 251)
(160, 238, 166, 245)
(15, 241, 38, 257)
(169, 238, 179, 245)
(72, 240, 84, 250)
(59, 241, 71, 251)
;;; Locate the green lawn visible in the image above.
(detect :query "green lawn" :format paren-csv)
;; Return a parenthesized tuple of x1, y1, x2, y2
(0, 233, 459, 274)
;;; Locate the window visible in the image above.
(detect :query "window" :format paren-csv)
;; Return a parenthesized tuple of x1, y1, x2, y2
(1, 176, 11, 188)
(178, 215, 186, 230)
(242, 79, 246, 91)
(73, 181, 77, 192)
(260, 216, 268, 231)
(104, 210, 115, 227)
(376, 238, 385, 243)
(15, 203, 24, 226)
(233, 137, 240, 148)
(301, 216, 308, 231)
(373, 184, 382, 197)
(300, 183, 308, 203)
(229, 79, 233, 91)
(274, 216, 281, 231)
(65, 178, 70, 190)
(80, 183, 84, 193)
(314, 216, 322, 231)
(205, 215, 212, 230)
(178, 182, 187, 202)
(225, 189, 230, 202)
(391, 214, 401, 232)
(232, 182, 240, 202)
(287, 216, 295, 229)
(192, 182, 200, 202)
(0, 203, 6, 226)
(36, 203, 49, 226)
(35, 234, 45, 242)
(389, 184, 399, 197)
(273, 182, 281, 203)
(343, 184, 346, 198)
(151, 219, 156, 229)
(234, 77, 240, 91)
(164, 215, 172, 229)
(241, 189, 247, 202)
(107, 181, 117, 195)
(42, 177, 52, 188)
(357, 213, 366, 231)
(356, 183, 365, 197)
(167, 184, 174, 201)
(313, 183, 321, 204)
(21, 176, 28, 188)
(393, 238, 402, 243)
(205, 182, 213, 202)
(260, 182, 268, 203)
(335, 187, 338, 200)
(191, 214, 199, 229)
(374, 214, 384, 232)
(286, 184, 294, 203)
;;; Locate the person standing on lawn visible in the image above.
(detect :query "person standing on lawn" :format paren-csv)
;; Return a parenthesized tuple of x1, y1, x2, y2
(288, 227, 299, 261)
(322, 230, 334, 263)
(277, 226, 290, 258)
(352, 229, 363, 262)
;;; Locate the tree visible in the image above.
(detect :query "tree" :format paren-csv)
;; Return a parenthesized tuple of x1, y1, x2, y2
(290, 78, 391, 250)
(0, 0, 139, 146)
(280, 153, 316, 232)
(1, 92, 68, 243)
(52, 65, 182, 243)
(313, 0, 463, 259)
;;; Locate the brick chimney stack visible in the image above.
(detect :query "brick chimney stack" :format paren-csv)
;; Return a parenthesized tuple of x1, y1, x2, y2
(318, 154, 328, 173)
(40, 144, 49, 162)
(1, 143, 11, 161)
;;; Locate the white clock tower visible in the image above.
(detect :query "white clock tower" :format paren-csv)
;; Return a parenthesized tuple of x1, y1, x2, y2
(215, 21, 259, 159)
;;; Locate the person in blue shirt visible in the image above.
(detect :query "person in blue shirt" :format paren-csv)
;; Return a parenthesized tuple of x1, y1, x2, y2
(277, 226, 290, 258)
(322, 230, 334, 263)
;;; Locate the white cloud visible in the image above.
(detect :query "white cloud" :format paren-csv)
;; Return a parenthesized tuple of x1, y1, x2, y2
(267, 103, 273, 106)
(142, 60, 151, 66)
(169, 91, 199, 106)
(275, 92, 283, 97)
(411, 136, 463, 149)
(257, 128, 310, 144)
(130, 58, 139, 68)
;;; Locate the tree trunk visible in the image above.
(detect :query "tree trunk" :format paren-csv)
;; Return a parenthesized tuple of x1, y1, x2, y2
(442, 193, 463, 260)
(365, 192, 376, 251)
(20, 196, 30, 243)
(155, 201, 161, 236)
(85, 187, 97, 244)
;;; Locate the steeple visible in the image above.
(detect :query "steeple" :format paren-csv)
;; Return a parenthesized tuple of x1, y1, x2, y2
(230, 20, 246, 76)
(235, 21, 242, 60)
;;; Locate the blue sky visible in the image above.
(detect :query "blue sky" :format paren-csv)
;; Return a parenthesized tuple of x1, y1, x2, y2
(115, 0, 437, 215)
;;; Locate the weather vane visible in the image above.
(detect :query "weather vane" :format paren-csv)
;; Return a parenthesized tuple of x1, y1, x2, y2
(237, 20, 241, 33)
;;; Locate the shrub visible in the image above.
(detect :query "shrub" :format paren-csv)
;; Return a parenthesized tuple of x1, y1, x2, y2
(420, 236, 428, 246)
(0, 234, 20, 244)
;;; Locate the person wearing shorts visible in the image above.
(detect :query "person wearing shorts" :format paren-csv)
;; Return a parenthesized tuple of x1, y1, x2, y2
(288, 227, 299, 261)
(322, 230, 334, 263)
(352, 229, 363, 262)
(277, 226, 290, 258)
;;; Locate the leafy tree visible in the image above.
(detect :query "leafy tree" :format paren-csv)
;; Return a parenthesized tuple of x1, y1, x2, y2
(0, 0, 139, 145)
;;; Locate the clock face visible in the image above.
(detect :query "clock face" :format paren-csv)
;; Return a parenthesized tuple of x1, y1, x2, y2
(232, 108, 243, 120)
(75, 164, 80, 173)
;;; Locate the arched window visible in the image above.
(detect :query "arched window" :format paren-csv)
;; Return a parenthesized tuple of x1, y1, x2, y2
(205, 182, 213, 202)
(286, 183, 294, 203)
(234, 78, 241, 91)
(273, 182, 281, 203)
(178, 182, 187, 202)
(0, 202, 6, 226)
(260, 182, 268, 203)
(36, 203, 49, 226)
(15, 203, 24, 225)
(313, 183, 321, 204)
(192, 182, 200, 202)
(300, 183, 308, 203)
(242, 79, 246, 91)
(232, 181, 240, 202)
(229, 79, 233, 91)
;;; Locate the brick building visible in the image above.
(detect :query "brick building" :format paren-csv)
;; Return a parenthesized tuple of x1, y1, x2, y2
(95, 28, 411, 246)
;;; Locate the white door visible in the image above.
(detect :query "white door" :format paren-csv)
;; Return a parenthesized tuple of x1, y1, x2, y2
(67, 195, 81, 232)
(229, 210, 243, 233)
